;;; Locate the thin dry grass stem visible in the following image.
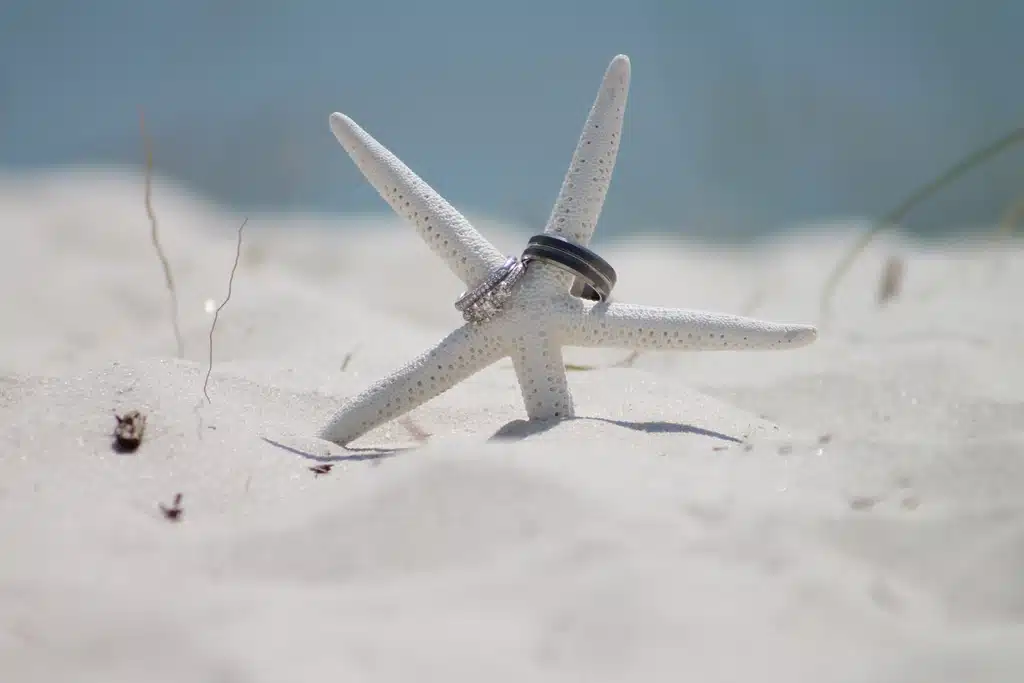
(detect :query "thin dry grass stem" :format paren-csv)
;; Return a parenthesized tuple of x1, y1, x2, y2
(565, 350, 641, 372)
(140, 109, 185, 359)
(818, 126, 1024, 321)
(563, 363, 591, 372)
(203, 218, 248, 402)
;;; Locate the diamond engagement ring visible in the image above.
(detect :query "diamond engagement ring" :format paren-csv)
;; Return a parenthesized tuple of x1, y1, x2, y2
(454, 256, 527, 323)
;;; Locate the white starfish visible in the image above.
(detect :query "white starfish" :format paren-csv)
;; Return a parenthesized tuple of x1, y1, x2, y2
(319, 55, 817, 446)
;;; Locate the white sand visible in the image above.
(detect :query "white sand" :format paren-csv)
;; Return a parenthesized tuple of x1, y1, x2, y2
(2, 170, 1023, 681)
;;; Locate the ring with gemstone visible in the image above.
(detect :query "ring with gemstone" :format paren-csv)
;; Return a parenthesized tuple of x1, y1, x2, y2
(454, 256, 527, 323)
(521, 234, 617, 301)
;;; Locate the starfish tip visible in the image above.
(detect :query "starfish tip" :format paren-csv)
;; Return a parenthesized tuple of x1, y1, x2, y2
(328, 112, 356, 139)
(787, 325, 818, 346)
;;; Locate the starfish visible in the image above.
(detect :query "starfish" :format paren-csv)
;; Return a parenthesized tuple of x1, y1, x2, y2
(319, 55, 817, 446)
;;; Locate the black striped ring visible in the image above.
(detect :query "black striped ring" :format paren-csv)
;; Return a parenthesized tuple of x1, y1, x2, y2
(522, 234, 617, 301)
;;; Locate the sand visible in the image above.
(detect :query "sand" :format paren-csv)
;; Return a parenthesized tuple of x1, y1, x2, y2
(1, 169, 1023, 681)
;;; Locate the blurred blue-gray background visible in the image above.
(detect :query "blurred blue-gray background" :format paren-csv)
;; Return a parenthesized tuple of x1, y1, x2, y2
(2, 0, 1022, 240)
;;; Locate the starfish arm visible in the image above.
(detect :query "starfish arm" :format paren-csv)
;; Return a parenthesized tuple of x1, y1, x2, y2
(557, 300, 818, 351)
(329, 113, 505, 287)
(318, 324, 506, 445)
(510, 332, 575, 420)
(543, 55, 630, 248)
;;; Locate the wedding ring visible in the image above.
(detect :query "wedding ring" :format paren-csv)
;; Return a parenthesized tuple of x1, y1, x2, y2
(521, 234, 617, 301)
(454, 256, 527, 323)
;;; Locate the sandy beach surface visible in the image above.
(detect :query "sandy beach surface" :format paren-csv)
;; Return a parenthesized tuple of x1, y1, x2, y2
(2, 170, 1023, 681)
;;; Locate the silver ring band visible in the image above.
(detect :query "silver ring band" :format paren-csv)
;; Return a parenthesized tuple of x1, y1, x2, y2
(454, 256, 527, 323)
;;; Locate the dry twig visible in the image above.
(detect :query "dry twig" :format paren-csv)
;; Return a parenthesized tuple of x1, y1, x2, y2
(159, 493, 184, 522)
(140, 109, 185, 358)
(112, 410, 147, 453)
(203, 218, 248, 402)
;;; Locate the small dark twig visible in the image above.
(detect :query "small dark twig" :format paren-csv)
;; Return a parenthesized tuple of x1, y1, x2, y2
(140, 109, 184, 359)
(309, 463, 334, 477)
(159, 493, 184, 522)
(203, 218, 247, 402)
(112, 410, 147, 453)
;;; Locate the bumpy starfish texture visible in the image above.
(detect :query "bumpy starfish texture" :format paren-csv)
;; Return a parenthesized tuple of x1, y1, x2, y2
(320, 55, 817, 446)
